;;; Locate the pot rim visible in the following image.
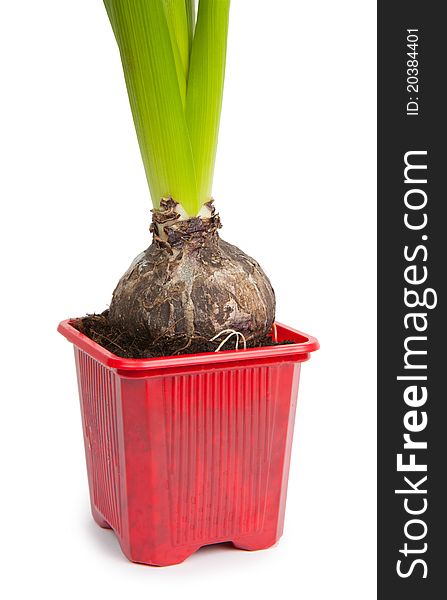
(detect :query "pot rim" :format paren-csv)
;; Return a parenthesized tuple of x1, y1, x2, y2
(58, 319, 319, 371)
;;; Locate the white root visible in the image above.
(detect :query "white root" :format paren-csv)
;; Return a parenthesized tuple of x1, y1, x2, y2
(210, 329, 247, 352)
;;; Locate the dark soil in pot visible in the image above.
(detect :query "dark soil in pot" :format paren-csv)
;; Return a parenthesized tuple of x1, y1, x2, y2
(73, 311, 293, 359)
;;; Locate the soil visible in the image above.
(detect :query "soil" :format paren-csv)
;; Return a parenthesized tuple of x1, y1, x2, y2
(73, 311, 293, 359)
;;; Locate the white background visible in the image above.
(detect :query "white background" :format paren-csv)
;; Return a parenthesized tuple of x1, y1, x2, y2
(0, 1, 376, 598)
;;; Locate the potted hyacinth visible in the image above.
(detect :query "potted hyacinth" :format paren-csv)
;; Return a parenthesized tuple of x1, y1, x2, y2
(59, 0, 318, 566)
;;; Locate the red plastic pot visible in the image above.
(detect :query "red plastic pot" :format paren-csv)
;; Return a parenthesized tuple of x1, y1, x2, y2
(58, 319, 319, 566)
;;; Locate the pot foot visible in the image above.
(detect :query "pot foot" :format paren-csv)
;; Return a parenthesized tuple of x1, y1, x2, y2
(91, 507, 112, 529)
(127, 545, 201, 567)
(232, 533, 279, 552)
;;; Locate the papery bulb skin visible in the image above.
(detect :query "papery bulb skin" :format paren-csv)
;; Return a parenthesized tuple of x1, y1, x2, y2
(108, 199, 275, 345)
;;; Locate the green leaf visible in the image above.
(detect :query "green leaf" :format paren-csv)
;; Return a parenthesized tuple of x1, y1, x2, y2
(103, 0, 230, 217)
(185, 0, 196, 52)
(186, 0, 230, 206)
(162, 1, 190, 78)
(104, 0, 198, 213)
